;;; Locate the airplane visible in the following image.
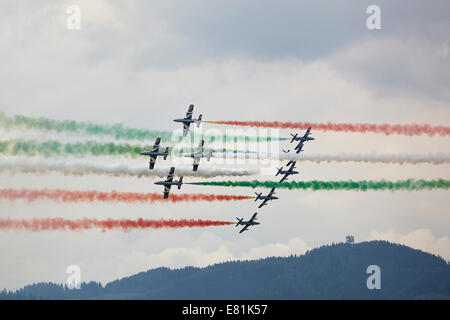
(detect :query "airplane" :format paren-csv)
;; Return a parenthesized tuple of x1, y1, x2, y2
(282, 142, 304, 155)
(181, 139, 213, 171)
(154, 167, 183, 199)
(276, 161, 299, 183)
(290, 127, 314, 143)
(293, 141, 305, 154)
(139, 137, 169, 169)
(254, 187, 278, 208)
(173, 104, 202, 137)
(236, 213, 260, 233)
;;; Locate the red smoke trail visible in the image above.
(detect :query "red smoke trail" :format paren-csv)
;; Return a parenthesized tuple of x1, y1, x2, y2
(0, 189, 253, 204)
(0, 218, 235, 232)
(205, 121, 450, 137)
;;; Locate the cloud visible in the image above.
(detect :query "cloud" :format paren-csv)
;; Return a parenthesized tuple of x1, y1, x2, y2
(368, 228, 450, 260)
(331, 35, 450, 101)
(245, 237, 310, 259)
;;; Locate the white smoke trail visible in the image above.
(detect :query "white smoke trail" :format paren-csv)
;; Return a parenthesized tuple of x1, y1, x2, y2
(214, 152, 450, 165)
(0, 158, 259, 178)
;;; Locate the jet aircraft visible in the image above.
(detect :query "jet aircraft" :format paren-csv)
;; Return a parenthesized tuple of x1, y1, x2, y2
(173, 104, 202, 137)
(139, 137, 169, 169)
(181, 139, 213, 171)
(154, 167, 183, 199)
(236, 213, 260, 233)
(276, 161, 299, 183)
(254, 187, 278, 208)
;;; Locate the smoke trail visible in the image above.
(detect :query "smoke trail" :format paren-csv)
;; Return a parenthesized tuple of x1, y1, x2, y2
(215, 152, 450, 165)
(0, 217, 235, 232)
(189, 179, 450, 191)
(0, 139, 251, 158)
(0, 188, 253, 203)
(205, 120, 450, 137)
(0, 158, 259, 178)
(0, 112, 280, 142)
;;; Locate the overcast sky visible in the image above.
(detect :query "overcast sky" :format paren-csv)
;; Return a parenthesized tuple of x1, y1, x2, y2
(0, 0, 449, 290)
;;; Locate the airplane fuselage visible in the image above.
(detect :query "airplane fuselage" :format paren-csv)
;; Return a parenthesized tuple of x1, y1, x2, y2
(257, 195, 278, 201)
(293, 137, 315, 142)
(278, 170, 299, 175)
(173, 118, 197, 124)
(154, 181, 182, 187)
(183, 151, 210, 158)
(140, 151, 168, 156)
(241, 221, 260, 226)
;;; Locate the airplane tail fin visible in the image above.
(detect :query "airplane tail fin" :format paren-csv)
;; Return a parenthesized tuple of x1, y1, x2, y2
(163, 147, 169, 160)
(178, 177, 183, 189)
(282, 149, 290, 154)
(276, 167, 281, 176)
(197, 114, 202, 127)
(290, 133, 297, 143)
(236, 218, 243, 226)
(206, 150, 213, 161)
(254, 192, 260, 201)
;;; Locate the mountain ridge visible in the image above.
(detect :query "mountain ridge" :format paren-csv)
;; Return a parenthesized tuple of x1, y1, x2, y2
(2, 240, 449, 299)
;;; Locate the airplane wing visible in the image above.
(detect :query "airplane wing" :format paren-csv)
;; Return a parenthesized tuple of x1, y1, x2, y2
(239, 225, 250, 233)
(268, 187, 276, 196)
(163, 185, 171, 199)
(185, 104, 194, 120)
(196, 140, 204, 153)
(249, 212, 258, 222)
(279, 174, 288, 183)
(193, 154, 201, 171)
(295, 141, 304, 150)
(258, 199, 268, 209)
(288, 161, 296, 170)
(304, 127, 311, 137)
(166, 167, 175, 182)
(183, 123, 191, 137)
(295, 143, 304, 153)
(151, 137, 161, 153)
(149, 155, 157, 169)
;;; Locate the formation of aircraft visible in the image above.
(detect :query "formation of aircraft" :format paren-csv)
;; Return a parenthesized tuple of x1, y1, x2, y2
(173, 104, 202, 137)
(236, 213, 259, 233)
(139, 137, 169, 169)
(154, 167, 183, 199)
(254, 187, 278, 209)
(181, 139, 213, 171)
(245, 129, 314, 231)
(276, 161, 299, 183)
(141, 106, 315, 234)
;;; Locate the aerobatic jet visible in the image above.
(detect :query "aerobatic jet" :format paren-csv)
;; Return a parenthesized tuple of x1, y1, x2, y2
(290, 127, 314, 144)
(173, 104, 202, 137)
(236, 213, 260, 233)
(283, 142, 304, 155)
(154, 167, 183, 199)
(254, 187, 278, 208)
(276, 161, 299, 183)
(293, 141, 305, 154)
(139, 137, 169, 169)
(181, 139, 213, 171)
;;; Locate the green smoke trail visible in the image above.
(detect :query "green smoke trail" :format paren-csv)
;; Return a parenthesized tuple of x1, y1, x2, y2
(189, 179, 450, 191)
(0, 139, 252, 158)
(0, 111, 282, 142)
